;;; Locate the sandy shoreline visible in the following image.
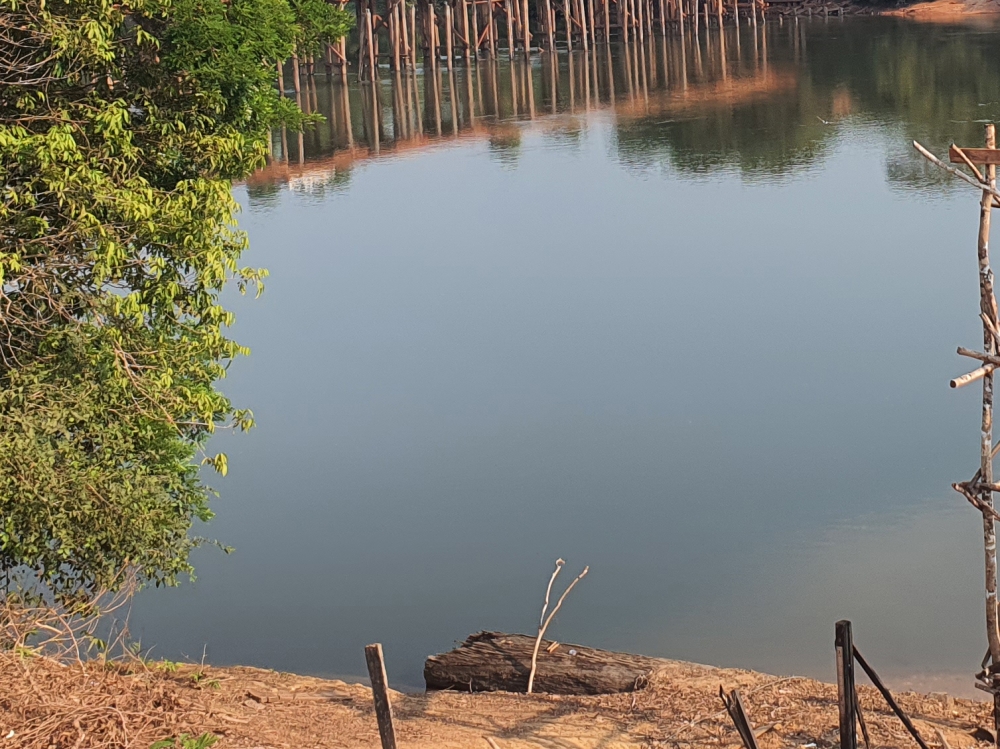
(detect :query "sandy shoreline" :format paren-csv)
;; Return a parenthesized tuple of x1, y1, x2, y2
(881, 0, 1000, 20)
(5, 647, 997, 749)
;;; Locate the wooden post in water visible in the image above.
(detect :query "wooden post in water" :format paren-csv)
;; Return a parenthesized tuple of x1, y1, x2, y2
(505, 0, 516, 56)
(487, 0, 497, 56)
(367, 9, 378, 79)
(522, 0, 531, 51)
(445, 2, 456, 69)
(835, 621, 858, 749)
(364, 644, 398, 749)
(542, 0, 556, 47)
(410, 4, 418, 67)
(470, 0, 481, 57)
(564, 0, 573, 49)
(428, 1, 439, 68)
(461, 0, 473, 62)
(391, 2, 402, 71)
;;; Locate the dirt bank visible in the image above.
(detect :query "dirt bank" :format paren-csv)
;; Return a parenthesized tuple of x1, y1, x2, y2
(3, 649, 996, 749)
(882, 0, 1000, 21)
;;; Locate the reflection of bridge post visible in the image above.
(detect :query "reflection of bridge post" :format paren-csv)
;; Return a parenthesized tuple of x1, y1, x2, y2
(622, 40, 634, 101)
(660, 32, 668, 87)
(590, 45, 600, 104)
(509, 58, 519, 116)
(360, 83, 381, 153)
(544, 51, 558, 113)
(392, 70, 406, 140)
(646, 37, 656, 89)
(524, 56, 536, 117)
(488, 57, 500, 115)
(718, 20, 727, 81)
(410, 68, 424, 134)
(428, 64, 443, 134)
(639, 41, 648, 103)
(295, 89, 306, 163)
(567, 51, 576, 112)
(605, 43, 615, 102)
(679, 26, 688, 91)
(761, 17, 767, 74)
(449, 68, 461, 132)
(465, 66, 476, 121)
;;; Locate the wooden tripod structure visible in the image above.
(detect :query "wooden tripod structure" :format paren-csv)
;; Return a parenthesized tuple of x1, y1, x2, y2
(915, 125, 1000, 745)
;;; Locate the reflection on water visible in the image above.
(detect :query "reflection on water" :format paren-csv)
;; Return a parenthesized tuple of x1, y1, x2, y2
(136, 17, 1000, 698)
(252, 15, 1000, 195)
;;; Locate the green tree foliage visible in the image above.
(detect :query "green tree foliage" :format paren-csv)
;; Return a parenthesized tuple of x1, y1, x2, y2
(0, 0, 349, 602)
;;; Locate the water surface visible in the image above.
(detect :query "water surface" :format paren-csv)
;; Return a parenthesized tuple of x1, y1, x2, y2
(134, 16, 1000, 696)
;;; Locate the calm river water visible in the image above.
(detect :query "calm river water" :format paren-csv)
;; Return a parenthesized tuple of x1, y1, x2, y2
(134, 16, 1000, 696)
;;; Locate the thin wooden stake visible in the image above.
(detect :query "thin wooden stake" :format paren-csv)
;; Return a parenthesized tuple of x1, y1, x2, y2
(364, 644, 398, 749)
(720, 687, 761, 749)
(836, 620, 858, 749)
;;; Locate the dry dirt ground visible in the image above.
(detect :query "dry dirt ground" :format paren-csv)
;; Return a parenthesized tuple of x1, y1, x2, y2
(884, 0, 1000, 20)
(3, 651, 999, 749)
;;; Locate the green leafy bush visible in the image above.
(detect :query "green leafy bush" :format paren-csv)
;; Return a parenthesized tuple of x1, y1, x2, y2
(0, 0, 348, 602)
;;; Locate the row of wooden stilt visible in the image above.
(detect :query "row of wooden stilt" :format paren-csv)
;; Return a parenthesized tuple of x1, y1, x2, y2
(271, 16, 785, 168)
(280, 0, 767, 86)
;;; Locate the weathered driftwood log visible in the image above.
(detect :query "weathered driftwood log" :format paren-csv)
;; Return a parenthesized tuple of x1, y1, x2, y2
(424, 631, 665, 695)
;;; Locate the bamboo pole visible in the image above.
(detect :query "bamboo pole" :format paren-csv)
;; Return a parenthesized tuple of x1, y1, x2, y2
(522, 0, 531, 51)
(564, 0, 572, 50)
(487, 0, 497, 56)
(505, 0, 516, 56)
(392, 2, 402, 71)
(977, 123, 1000, 743)
(471, 0, 481, 56)
(410, 4, 418, 67)
(446, 2, 455, 69)
(428, 1, 438, 69)
(400, 1, 410, 69)
(367, 9, 378, 79)
(461, 0, 473, 62)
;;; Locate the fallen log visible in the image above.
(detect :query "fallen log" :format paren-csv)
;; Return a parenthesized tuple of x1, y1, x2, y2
(424, 631, 666, 695)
